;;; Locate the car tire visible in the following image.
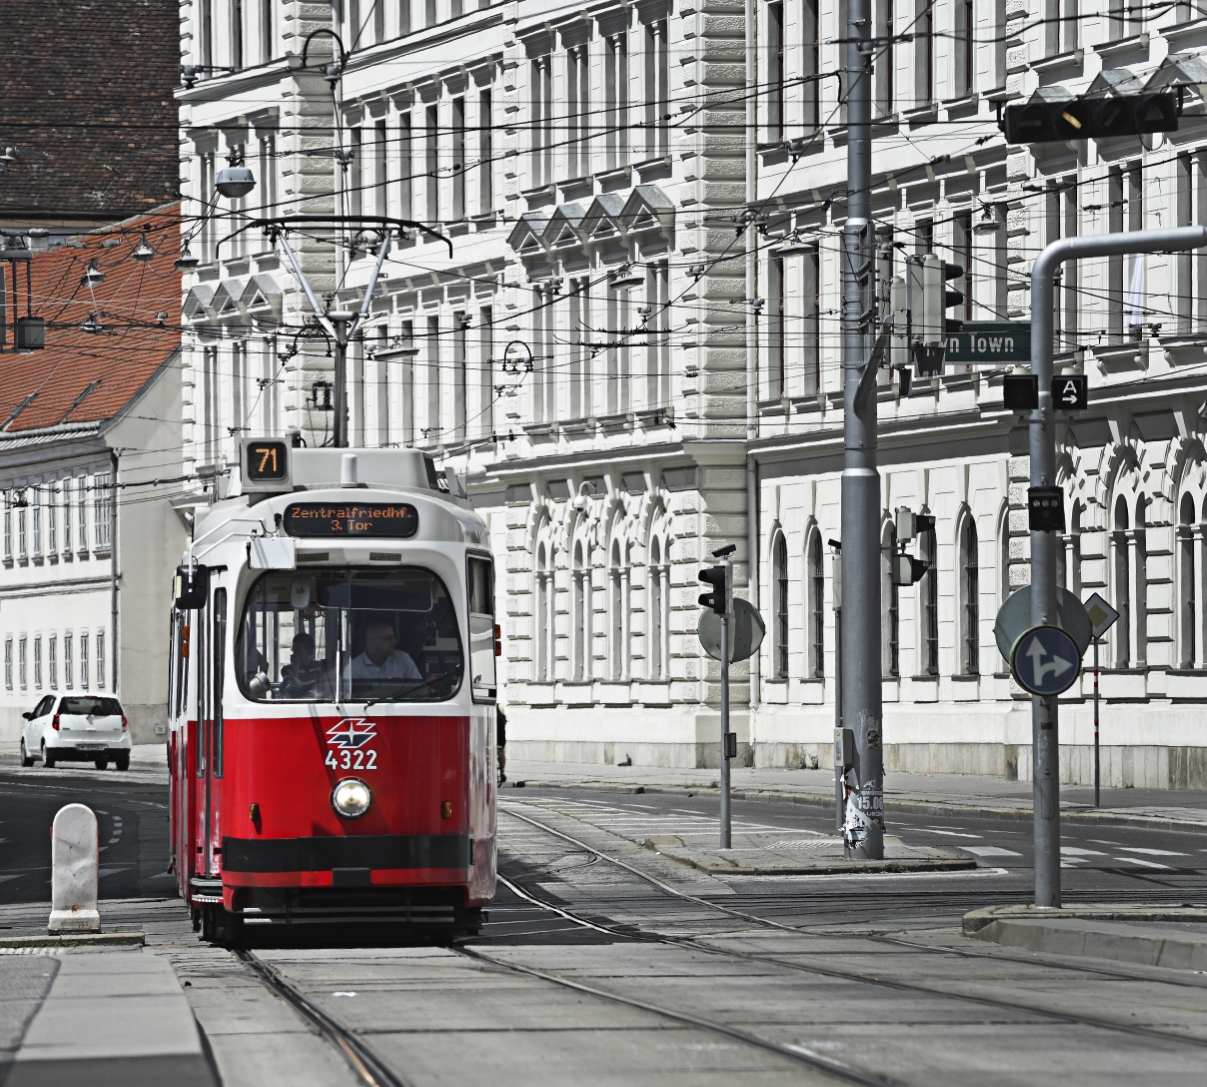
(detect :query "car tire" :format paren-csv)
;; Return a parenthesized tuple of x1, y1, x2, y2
(41, 742, 55, 769)
(19, 739, 35, 768)
(94, 758, 109, 770)
(114, 752, 130, 771)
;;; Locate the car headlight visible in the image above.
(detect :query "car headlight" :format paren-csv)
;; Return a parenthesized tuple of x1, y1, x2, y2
(331, 778, 372, 819)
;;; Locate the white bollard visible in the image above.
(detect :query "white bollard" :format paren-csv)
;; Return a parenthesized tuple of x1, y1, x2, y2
(48, 804, 101, 934)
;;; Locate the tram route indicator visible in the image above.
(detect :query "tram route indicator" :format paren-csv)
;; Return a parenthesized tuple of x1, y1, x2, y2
(284, 502, 419, 539)
(241, 437, 292, 493)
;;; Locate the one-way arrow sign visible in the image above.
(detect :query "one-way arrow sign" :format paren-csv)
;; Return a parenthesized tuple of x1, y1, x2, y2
(1011, 625, 1081, 696)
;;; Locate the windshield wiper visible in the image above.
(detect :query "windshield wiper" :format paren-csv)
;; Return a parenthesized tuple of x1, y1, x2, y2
(362, 671, 461, 710)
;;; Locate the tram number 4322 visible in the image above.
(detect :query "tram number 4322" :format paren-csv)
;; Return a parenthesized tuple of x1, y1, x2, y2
(324, 717, 379, 771)
(325, 748, 378, 771)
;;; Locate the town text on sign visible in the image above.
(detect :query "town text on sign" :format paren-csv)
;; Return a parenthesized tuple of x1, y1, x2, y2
(283, 502, 420, 539)
(943, 322, 1032, 364)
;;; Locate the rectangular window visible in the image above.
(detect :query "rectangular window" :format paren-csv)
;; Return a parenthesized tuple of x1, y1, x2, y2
(916, 0, 934, 107)
(953, 210, 973, 320)
(605, 36, 628, 170)
(648, 20, 668, 158)
(80, 633, 89, 690)
(18, 500, 26, 559)
(49, 636, 57, 690)
(1177, 152, 1193, 334)
(4, 638, 11, 690)
(31, 486, 41, 558)
(425, 0, 436, 26)
(767, 3, 784, 143)
(62, 481, 71, 554)
(803, 244, 821, 395)
(399, 0, 411, 35)
(426, 315, 440, 441)
(452, 97, 466, 221)
(398, 112, 413, 221)
(259, 0, 272, 63)
(425, 105, 439, 223)
(3, 494, 10, 561)
(453, 313, 467, 440)
(64, 634, 73, 690)
(374, 119, 388, 219)
(19, 636, 27, 690)
(200, 0, 213, 67)
(94, 473, 112, 551)
(77, 477, 88, 552)
(97, 633, 106, 690)
(479, 90, 493, 212)
(47, 484, 56, 553)
(258, 132, 276, 222)
(33, 636, 41, 690)
(531, 59, 551, 186)
(804, 0, 820, 132)
(769, 254, 785, 398)
(875, 0, 894, 118)
(232, 343, 246, 441)
(957, 0, 974, 97)
(231, 0, 244, 68)
(349, 127, 363, 218)
(479, 306, 493, 436)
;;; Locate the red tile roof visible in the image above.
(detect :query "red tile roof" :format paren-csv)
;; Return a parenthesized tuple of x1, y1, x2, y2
(2, 205, 181, 434)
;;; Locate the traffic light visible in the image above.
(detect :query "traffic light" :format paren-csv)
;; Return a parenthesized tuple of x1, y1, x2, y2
(699, 565, 728, 616)
(1029, 486, 1066, 532)
(911, 254, 963, 376)
(892, 554, 929, 587)
(1003, 92, 1178, 145)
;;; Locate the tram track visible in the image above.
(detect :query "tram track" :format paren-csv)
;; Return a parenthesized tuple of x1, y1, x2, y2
(234, 949, 414, 1087)
(499, 804, 1207, 1054)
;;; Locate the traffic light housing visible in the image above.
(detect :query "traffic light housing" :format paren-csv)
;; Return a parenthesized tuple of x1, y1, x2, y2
(699, 565, 728, 616)
(892, 554, 929, 587)
(911, 254, 964, 377)
(1003, 92, 1178, 145)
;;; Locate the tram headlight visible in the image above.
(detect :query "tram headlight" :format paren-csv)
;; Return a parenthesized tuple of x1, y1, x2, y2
(331, 778, 372, 819)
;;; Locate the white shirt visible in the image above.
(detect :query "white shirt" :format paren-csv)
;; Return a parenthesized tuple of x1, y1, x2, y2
(344, 650, 421, 682)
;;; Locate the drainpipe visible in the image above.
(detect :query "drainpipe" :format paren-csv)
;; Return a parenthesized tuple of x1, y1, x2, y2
(109, 448, 119, 696)
(745, 0, 760, 717)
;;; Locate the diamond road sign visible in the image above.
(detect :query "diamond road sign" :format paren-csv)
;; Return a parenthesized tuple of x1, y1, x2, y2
(1011, 625, 1081, 696)
(944, 322, 1031, 364)
(1083, 592, 1119, 640)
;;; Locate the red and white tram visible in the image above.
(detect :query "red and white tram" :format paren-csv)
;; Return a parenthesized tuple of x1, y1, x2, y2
(168, 442, 497, 944)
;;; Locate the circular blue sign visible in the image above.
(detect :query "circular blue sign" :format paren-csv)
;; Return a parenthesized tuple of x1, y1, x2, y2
(1010, 625, 1081, 696)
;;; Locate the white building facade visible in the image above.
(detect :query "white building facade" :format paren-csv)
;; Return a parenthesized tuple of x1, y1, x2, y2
(178, 0, 1207, 787)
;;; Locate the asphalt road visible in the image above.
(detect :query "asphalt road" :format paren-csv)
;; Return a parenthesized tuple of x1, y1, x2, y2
(0, 763, 174, 908)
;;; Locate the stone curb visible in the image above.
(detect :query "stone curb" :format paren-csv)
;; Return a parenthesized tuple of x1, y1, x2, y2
(962, 904, 1207, 935)
(0, 931, 145, 949)
(963, 909, 1207, 971)
(508, 779, 1207, 833)
(642, 834, 978, 876)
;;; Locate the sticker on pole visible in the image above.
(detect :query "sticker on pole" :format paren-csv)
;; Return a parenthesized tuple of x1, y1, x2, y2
(1082, 592, 1119, 641)
(1010, 625, 1081, 696)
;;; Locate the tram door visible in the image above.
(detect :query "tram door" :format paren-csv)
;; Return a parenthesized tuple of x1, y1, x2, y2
(194, 584, 227, 882)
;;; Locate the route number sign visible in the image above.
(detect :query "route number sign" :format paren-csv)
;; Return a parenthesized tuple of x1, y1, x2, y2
(241, 437, 292, 493)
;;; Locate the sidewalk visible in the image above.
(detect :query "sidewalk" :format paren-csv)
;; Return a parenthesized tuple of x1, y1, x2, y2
(4, 949, 215, 1087)
(505, 759, 1207, 831)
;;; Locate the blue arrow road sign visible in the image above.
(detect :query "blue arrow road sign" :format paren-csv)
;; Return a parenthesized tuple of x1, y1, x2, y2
(1010, 625, 1081, 696)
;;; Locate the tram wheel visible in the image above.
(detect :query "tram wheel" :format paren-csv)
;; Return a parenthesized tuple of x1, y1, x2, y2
(94, 758, 109, 770)
(201, 906, 244, 949)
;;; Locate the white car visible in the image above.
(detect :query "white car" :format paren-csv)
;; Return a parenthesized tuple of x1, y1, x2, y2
(20, 694, 131, 770)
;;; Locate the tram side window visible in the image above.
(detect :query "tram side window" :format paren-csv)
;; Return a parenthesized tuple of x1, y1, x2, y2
(236, 566, 463, 703)
(467, 555, 496, 698)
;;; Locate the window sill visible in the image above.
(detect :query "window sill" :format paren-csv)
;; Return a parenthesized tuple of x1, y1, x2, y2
(1030, 48, 1083, 73)
(902, 104, 938, 126)
(942, 92, 979, 113)
(594, 164, 631, 185)
(1094, 32, 1148, 59)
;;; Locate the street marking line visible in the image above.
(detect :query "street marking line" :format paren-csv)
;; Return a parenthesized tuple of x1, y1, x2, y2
(962, 847, 1022, 857)
(1114, 857, 1173, 869)
(1116, 847, 1189, 857)
(1060, 847, 1108, 856)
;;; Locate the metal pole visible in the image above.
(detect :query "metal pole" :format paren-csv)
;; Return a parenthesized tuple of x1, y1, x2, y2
(332, 315, 349, 448)
(1029, 225, 1207, 907)
(839, 0, 883, 859)
(1093, 638, 1100, 809)
(720, 613, 731, 849)
(834, 607, 843, 834)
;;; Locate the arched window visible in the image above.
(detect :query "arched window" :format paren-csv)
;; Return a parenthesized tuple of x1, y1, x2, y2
(960, 515, 979, 675)
(998, 503, 1012, 605)
(1113, 496, 1130, 668)
(573, 541, 589, 681)
(610, 541, 628, 680)
(1179, 493, 1196, 668)
(648, 538, 668, 681)
(920, 519, 939, 675)
(773, 533, 789, 678)
(536, 543, 550, 682)
(808, 531, 824, 678)
(882, 521, 899, 677)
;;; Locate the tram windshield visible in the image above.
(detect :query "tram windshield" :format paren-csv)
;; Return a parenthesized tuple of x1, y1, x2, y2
(236, 567, 463, 703)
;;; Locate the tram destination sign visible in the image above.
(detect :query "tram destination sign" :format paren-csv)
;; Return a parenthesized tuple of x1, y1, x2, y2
(283, 502, 419, 539)
(944, 322, 1031, 365)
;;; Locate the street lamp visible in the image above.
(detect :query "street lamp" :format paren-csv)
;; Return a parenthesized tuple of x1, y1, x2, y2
(175, 244, 199, 272)
(81, 261, 104, 288)
(216, 161, 255, 199)
(133, 236, 154, 262)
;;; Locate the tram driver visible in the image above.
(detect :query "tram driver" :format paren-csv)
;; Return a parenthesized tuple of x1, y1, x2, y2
(280, 632, 330, 698)
(344, 618, 422, 684)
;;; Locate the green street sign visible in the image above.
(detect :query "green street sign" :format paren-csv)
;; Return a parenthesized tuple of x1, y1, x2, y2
(945, 322, 1031, 364)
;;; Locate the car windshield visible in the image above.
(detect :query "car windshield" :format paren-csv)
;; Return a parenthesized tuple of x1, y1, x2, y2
(58, 697, 122, 716)
(236, 566, 463, 703)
